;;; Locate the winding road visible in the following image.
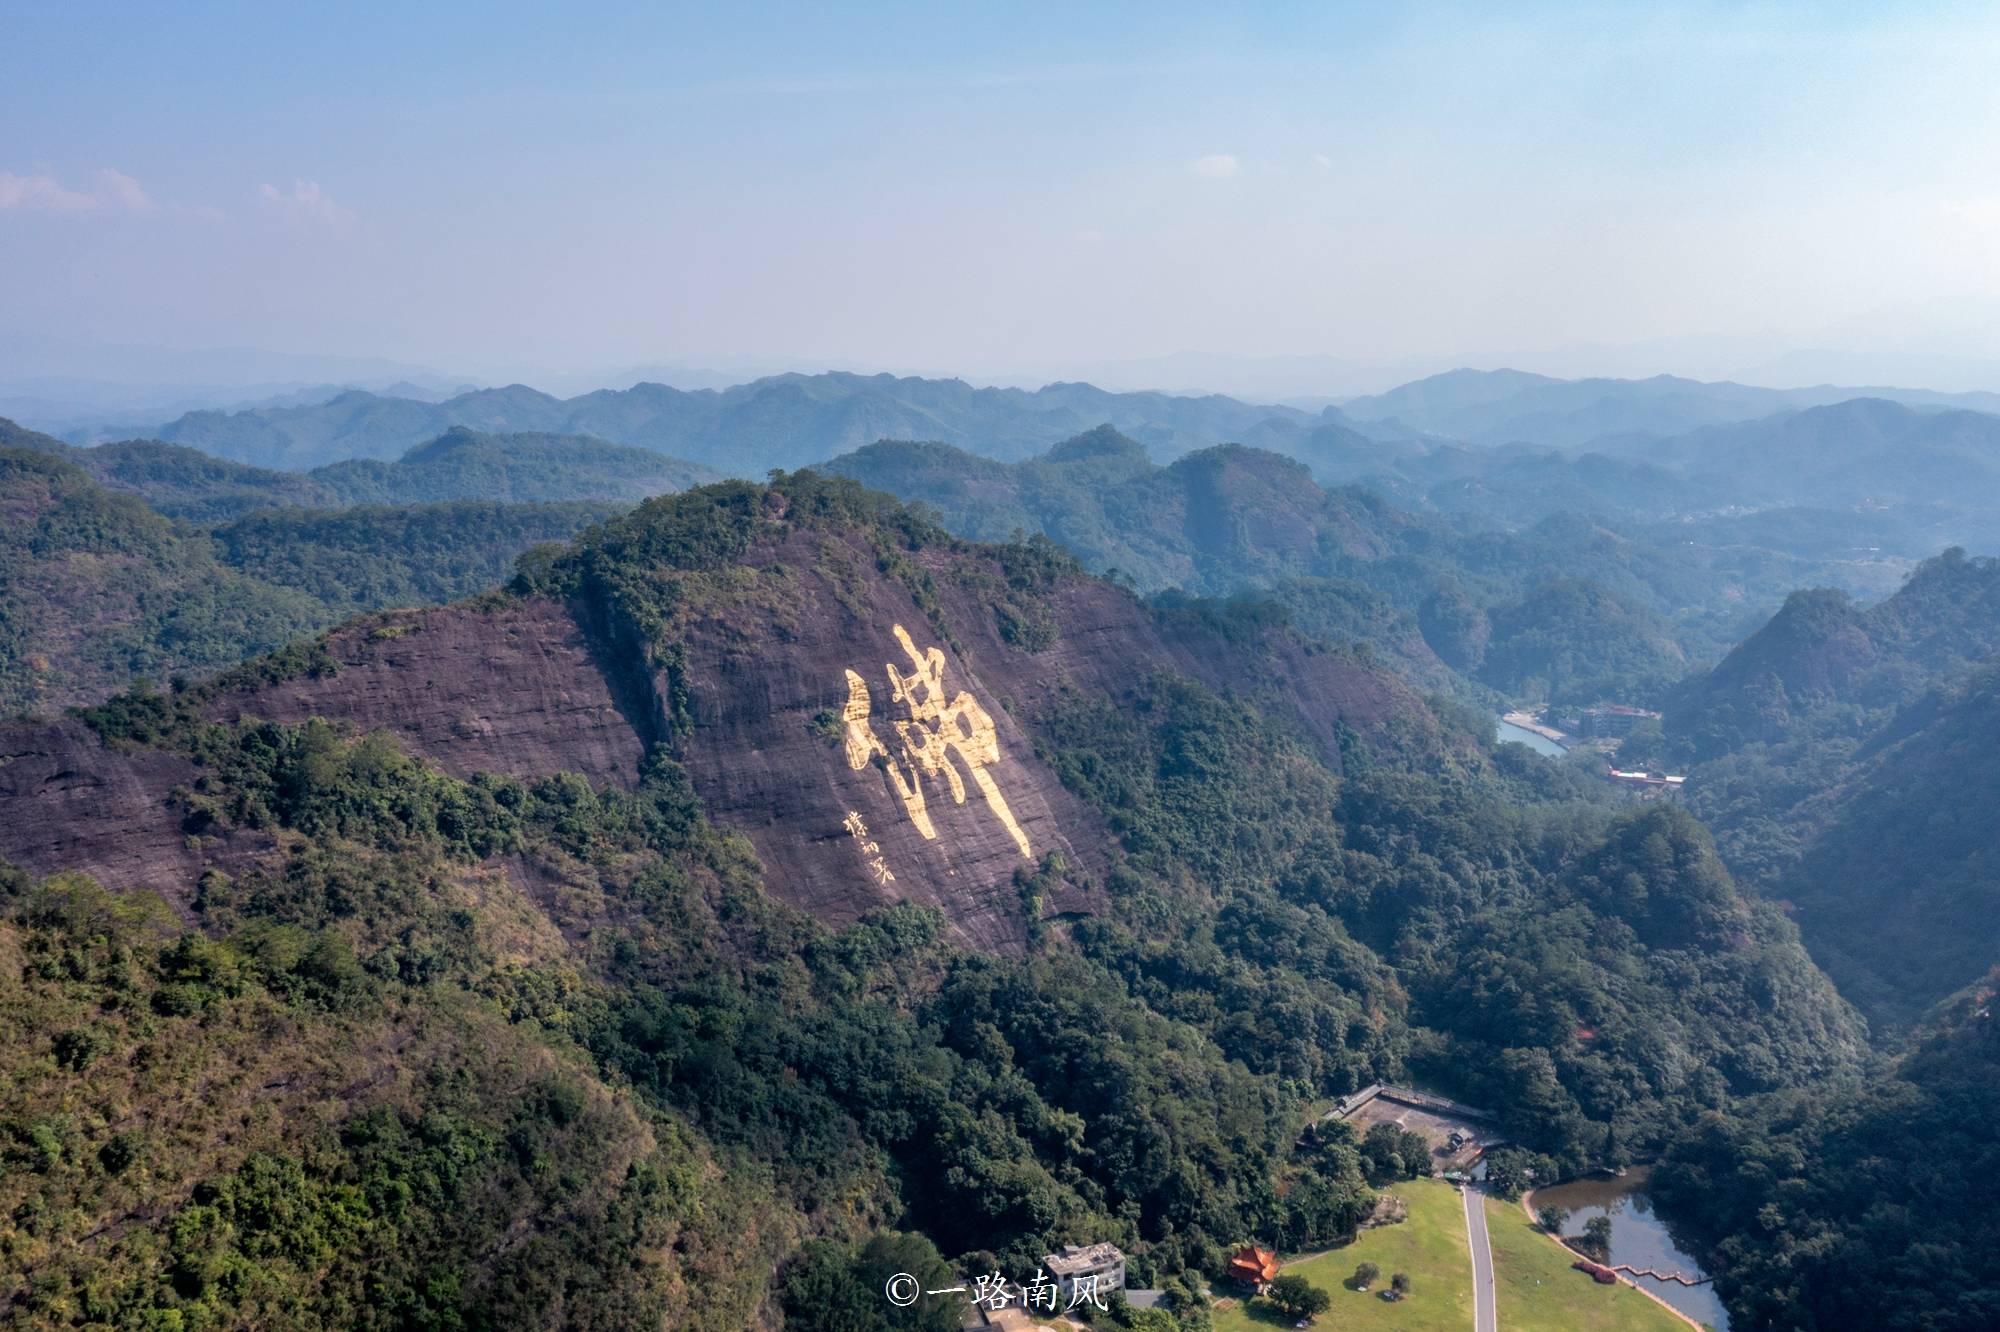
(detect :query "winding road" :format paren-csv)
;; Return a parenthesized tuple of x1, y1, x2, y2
(1463, 1184, 1498, 1332)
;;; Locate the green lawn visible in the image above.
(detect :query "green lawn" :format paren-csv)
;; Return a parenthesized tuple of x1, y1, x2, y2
(1211, 1179, 1694, 1332)
(1483, 1196, 1695, 1332)
(1212, 1178, 1473, 1332)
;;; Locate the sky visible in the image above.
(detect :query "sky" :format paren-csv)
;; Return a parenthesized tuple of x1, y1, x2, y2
(6, 1, 2000, 394)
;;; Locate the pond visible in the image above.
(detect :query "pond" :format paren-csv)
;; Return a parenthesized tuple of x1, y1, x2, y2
(1529, 1167, 1730, 1330)
(1495, 716, 1567, 758)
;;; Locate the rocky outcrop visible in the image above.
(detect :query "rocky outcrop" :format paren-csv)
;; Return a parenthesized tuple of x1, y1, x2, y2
(0, 720, 270, 917)
(657, 529, 1435, 949)
(204, 598, 647, 789)
(663, 530, 1105, 951)
(4, 522, 1438, 952)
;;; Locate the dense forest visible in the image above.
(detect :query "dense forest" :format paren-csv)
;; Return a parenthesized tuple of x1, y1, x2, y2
(1655, 984, 2000, 1332)
(1665, 550, 2000, 1024)
(827, 430, 1805, 704)
(0, 421, 707, 715)
(0, 471, 1878, 1329)
(0, 444, 327, 717)
(5, 391, 2000, 1329)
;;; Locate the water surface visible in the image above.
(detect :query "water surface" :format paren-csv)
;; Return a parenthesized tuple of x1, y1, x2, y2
(1495, 716, 1567, 758)
(1530, 1167, 1730, 1330)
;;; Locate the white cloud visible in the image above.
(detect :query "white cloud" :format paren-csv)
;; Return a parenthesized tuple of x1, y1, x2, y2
(1311, 153, 1333, 170)
(1188, 153, 1240, 179)
(259, 178, 356, 226)
(0, 166, 155, 216)
(92, 168, 157, 214)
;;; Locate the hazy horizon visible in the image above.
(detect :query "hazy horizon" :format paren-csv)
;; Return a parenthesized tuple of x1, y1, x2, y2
(9, 4, 2000, 398)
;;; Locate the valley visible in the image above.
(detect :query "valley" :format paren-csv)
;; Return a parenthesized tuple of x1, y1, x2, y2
(5, 374, 1999, 1329)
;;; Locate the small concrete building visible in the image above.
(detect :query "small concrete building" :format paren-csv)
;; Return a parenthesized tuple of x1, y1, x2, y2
(1043, 1242, 1126, 1304)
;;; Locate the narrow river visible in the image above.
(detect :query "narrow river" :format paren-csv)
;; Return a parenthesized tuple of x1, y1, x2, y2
(1529, 1168, 1730, 1330)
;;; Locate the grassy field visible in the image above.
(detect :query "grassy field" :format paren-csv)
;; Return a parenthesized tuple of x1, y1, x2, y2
(1212, 1178, 1473, 1332)
(1211, 1178, 1695, 1332)
(1482, 1196, 1697, 1332)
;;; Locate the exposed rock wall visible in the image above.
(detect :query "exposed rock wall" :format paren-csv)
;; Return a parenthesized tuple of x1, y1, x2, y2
(665, 531, 1104, 951)
(205, 598, 646, 789)
(3, 537, 1437, 952)
(0, 720, 270, 917)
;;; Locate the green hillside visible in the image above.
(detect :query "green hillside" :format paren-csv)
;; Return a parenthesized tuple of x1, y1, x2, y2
(1658, 984, 2000, 1332)
(1665, 550, 2000, 1024)
(38, 424, 716, 521)
(0, 436, 639, 715)
(0, 446, 326, 717)
(828, 431, 1777, 703)
(0, 472, 1866, 1328)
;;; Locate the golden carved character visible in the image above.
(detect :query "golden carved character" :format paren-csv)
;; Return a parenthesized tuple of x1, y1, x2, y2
(844, 669, 934, 837)
(841, 624, 1032, 860)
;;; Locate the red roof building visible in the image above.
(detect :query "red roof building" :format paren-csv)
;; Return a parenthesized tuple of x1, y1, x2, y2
(1227, 1245, 1281, 1289)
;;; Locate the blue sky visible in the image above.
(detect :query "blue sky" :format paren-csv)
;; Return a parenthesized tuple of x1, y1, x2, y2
(6, 2, 2000, 388)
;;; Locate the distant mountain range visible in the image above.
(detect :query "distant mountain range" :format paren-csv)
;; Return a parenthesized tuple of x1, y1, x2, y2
(1600, 397, 2000, 506)
(65, 368, 2000, 516)
(112, 373, 1361, 473)
(12, 423, 717, 523)
(1338, 367, 2000, 447)
(1243, 392, 2000, 564)
(826, 429, 1769, 703)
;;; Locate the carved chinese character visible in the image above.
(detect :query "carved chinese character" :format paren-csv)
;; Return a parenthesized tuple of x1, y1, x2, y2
(844, 668, 935, 837)
(841, 624, 1031, 859)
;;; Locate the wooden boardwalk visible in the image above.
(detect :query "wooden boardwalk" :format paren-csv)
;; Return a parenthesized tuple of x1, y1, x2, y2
(1612, 1264, 1712, 1287)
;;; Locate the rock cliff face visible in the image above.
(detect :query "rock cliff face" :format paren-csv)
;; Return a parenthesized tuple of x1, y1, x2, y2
(0, 598, 647, 919)
(645, 526, 1432, 948)
(203, 598, 647, 789)
(1, 504, 1439, 951)
(0, 720, 271, 917)
(664, 535, 1103, 950)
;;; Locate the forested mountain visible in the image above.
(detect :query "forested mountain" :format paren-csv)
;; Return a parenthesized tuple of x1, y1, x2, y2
(308, 427, 717, 507)
(18, 422, 714, 522)
(49, 363, 2000, 481)
(1238, 393, 2000, 583)
(1621, 398, 2000, 508)
(1773, 665, 2000, 1025)
(0, 445, 327, 716)
(1657, 985, 2000, 1332)
(828, 430, 1806, 703)
(86, 370, 2000, 583)
(208, 502, 622, 616)
(1670, 547, 2000, 759)
(128, 373, 1336, 472)
(0, 472, 1862, 1328)
(1587, 399, 2000, 562)
(1666, 550, 2000, 1026)
(0, 437, 626, 715)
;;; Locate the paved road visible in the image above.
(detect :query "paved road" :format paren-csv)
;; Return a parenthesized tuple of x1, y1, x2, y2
(1463, 1184, 1498, 1332)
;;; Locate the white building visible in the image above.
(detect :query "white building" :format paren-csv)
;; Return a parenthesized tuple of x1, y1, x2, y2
(1042, 1242, 1126, 1304)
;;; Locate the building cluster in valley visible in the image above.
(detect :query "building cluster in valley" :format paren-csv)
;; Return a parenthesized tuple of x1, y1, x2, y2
(1502, 703, 1689, 795)
(959, 1084, 1506, 1326)
(1552, 703, 1661, 738)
